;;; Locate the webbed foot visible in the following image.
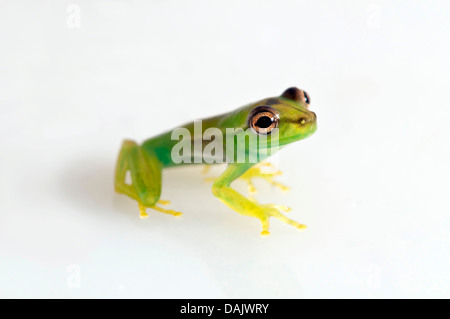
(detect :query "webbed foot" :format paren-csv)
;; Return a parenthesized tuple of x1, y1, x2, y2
(248, 198, 305, 236)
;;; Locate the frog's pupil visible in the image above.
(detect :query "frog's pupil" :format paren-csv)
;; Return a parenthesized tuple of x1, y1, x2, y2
(256, 116, 273, 128)
(304, 92, 310, 104)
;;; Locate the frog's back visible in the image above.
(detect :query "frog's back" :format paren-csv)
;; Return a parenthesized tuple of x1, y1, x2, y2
(140, 112, 231, 167)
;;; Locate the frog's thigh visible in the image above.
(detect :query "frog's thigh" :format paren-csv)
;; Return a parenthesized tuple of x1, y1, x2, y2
(115, 140, 162, 206)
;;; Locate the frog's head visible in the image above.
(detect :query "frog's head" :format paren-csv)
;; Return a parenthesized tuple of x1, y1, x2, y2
(247, 87, 317, 146)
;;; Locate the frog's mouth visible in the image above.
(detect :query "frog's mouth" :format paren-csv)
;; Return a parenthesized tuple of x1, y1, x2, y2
(277, 121, 317, 146)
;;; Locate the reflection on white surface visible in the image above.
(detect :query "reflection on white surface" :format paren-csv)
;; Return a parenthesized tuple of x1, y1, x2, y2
(0, 0, 449, 298)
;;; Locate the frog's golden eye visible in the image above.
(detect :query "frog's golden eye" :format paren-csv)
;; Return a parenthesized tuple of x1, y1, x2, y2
(248, 106, 279, 135)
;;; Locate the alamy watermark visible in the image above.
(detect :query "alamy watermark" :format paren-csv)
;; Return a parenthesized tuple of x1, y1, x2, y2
(170, 120, 280, 165)
(67, 4, 81, 29)
(66, 264, 81, 289)
(366, 4, 381, 30)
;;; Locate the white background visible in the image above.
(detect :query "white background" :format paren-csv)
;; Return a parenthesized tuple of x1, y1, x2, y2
(1, 0, 449, 298)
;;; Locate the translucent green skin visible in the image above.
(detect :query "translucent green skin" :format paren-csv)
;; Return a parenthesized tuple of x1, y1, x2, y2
(115, 87, 317, 236)
(141, 95, 317, 167)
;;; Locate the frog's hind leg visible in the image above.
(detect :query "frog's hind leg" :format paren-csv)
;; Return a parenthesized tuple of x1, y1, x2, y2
(114, 140, 182, 218)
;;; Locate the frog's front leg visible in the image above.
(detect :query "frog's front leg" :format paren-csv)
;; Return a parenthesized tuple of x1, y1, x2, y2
(212, 163, 306, 236)
(115, 140, 182, 218)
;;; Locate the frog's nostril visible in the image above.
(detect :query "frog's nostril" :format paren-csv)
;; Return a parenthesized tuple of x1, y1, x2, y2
(299, 112, 316, 125)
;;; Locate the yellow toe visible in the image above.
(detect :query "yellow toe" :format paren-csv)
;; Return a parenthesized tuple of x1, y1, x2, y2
(139, 212, 149, 219)
(260, 230, 271, 237)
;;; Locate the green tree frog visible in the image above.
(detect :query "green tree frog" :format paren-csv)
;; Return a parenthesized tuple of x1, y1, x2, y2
(115, 87, 317, 236)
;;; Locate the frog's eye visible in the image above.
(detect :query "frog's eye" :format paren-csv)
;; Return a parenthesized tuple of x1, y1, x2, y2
(303, 91, 311, 106)
(281, 87, 311, 107)
(248, 106, 279, 135)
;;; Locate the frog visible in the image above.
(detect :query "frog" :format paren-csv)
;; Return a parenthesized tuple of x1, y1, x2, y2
(114, 87, 317, 236)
